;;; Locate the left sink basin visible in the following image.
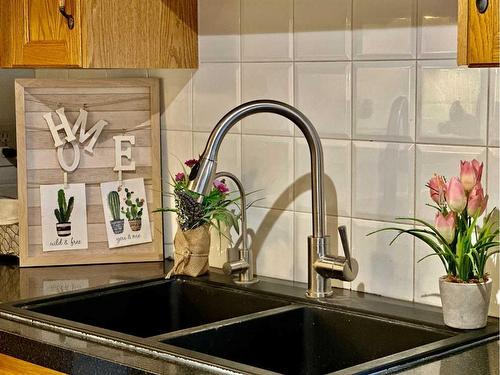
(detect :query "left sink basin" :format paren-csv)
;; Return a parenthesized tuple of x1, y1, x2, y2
(9, 278, 288, 338)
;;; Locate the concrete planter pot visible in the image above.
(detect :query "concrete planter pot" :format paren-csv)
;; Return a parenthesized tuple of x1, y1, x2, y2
(439, 276, 492, 329)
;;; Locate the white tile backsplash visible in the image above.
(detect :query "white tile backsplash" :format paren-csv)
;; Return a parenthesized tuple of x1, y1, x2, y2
(353, 61, 416, 142)
(417, 60, 488, 146)
(417, 0, 457, 58)
(193, 63, 241, 132)
(352, 218, 414, 301)
(1, 0, 498, 313)
(294, 0, 351, 61)
(241, 0, 293, 62)
(294, 138, 351, 217)
(242, 135, 294, 210)
(295, 62, 351, 139)
(247, 207, 294, 280)
(352, 141, 415, 221)
(199, 0, 241, 62)
(489, 68, 500, 147)
(353, 0, 417, 60)
(241, 63, 294, 136)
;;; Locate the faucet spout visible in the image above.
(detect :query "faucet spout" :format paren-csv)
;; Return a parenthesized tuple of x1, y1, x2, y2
(189, 100, 357, 298)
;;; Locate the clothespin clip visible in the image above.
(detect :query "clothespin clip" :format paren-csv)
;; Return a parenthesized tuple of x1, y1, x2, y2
(63, 171, 68, 189)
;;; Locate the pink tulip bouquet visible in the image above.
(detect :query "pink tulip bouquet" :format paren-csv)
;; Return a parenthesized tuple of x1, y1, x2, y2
(371, 159, 499, 284)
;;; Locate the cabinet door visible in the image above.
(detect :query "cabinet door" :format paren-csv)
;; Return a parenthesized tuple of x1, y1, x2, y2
(13, 0, 81, 67)
(461, 0, 499, 66)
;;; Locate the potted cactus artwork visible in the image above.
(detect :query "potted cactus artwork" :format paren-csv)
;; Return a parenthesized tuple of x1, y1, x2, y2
(108, 191, 124, 234)
(54, 189, 74, 237)
(121, 188, 144, 232)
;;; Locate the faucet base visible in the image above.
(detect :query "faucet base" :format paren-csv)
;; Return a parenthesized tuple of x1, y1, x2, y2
(306, 290, 333, 298)
(234, 278, 259, 285)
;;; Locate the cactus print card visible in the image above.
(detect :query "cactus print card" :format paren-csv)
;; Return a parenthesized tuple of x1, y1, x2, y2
(40, 183, 88, 252)
(100, 178, 152, 248)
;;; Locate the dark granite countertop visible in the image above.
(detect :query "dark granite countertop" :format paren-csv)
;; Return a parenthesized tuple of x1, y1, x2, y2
(0, 258, 497, 374)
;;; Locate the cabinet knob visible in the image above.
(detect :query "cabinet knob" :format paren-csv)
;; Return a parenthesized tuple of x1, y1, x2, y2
(476, 0, 489, 14)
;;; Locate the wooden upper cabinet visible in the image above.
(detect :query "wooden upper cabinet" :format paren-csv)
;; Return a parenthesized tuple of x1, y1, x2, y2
(458, 0, 499, 67)
(0, 0, 198, 69)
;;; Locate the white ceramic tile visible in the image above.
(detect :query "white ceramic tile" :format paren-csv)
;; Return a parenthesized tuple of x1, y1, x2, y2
(417, 60, 488, 146)
(241, 63, 294, 136)
(417, 0, 457, 58)
(294, 0, 351, 61)
(35, 69, 69, 79)
(67, 69, 107, 79)
(149, 69, 193, 131)
(242, 135, 294, 210)
(489, 68, 500, 147)
(351, 219, 414, 301)
(488, 148, 499, 211)
(414, 240, 444, 306)
(106, 69, 148, 78)
(199, 0, 240, 62)
(353, 0, 416, 60)
(193, 63, 240, 132)
(352, 141, 415, 221)
(294, 62, 351, 139)
(294, 212, 350, 288)
(247, 207, 294, 280)
(486, 149, 499, 317)
(241, 0, 293, 62)
(415, 144, 487, 220)
(294, 138, 351, 217)
(353, 61, 416, 142)
(193, 132, 241, 178)
(161, 130, 192, 244)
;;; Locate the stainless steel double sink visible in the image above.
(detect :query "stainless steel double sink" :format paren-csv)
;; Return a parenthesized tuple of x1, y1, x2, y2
(0, 277, 498, 374)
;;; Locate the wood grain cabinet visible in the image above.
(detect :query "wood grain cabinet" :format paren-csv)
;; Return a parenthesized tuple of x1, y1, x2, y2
(458, 0, 499, 66)
(0, 0, 198, 68)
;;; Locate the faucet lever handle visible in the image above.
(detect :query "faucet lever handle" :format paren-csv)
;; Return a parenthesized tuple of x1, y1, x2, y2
(338, 226, 352, 269)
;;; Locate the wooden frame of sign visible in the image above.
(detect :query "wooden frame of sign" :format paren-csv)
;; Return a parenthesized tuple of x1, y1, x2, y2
(15, 79, 163, 267)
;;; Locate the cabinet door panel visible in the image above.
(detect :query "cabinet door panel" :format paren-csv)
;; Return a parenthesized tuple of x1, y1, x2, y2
(13, 0, 81, 67)
(468, 0, 499, 66)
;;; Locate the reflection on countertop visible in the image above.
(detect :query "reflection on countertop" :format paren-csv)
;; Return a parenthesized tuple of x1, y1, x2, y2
(0, 257, 165, 303)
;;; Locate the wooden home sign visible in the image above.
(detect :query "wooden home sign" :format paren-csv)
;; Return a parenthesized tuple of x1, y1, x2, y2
(15, 79, 163, 267)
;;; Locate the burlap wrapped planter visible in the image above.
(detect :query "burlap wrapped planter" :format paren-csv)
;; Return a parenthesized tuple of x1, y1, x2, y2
(167, 225, 210, 278)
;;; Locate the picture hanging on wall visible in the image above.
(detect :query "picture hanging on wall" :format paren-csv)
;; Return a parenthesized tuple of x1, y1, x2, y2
(40, 183, 88, 252)
(100, 178, 152, 249)
(15, 78, 163, 267)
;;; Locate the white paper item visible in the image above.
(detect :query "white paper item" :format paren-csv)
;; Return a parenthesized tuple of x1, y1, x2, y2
(100, 178, 152, 248)
(40, 183, 88, 251)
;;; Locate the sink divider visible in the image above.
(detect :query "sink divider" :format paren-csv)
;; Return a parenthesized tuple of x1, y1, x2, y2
(146, 305, 301, 342)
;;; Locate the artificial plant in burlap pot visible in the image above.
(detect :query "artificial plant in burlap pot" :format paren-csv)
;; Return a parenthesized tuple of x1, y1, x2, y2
(158, 159, 240, 278)
(370, 159, 498, 329)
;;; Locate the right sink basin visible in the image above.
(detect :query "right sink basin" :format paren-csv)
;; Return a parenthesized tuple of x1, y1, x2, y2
(162, 305, 454, 375)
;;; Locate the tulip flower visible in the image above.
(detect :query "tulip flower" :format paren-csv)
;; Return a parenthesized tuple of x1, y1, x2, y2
(472, 159, 483, 182)
(175, 172, 185, 182)
(427, 174, 447, 205)
(446, 177, 467, 213)
(460, 160, 477, 192)
(435, 211, 456, 244)
(467, 183, 488, 217)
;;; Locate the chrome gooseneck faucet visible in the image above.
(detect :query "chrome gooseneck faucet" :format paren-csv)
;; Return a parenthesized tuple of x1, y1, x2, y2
(189, 100, 358, 298)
